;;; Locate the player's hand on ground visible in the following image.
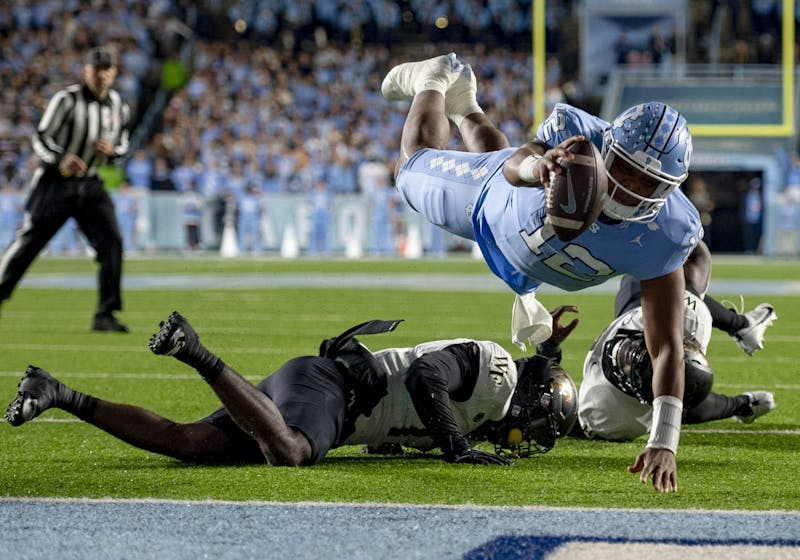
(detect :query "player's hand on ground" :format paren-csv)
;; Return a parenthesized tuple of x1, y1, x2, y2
(539, 135, 586, 187)
(628, 447, 677, 493)
(549, 305, 579, 346)
(450, 448, 512, 466)
(58, 154, 87, 177)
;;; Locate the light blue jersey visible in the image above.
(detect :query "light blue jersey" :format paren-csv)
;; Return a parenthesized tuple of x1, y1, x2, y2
(396, 104, 703, 295)
(535, 102, 608, 152)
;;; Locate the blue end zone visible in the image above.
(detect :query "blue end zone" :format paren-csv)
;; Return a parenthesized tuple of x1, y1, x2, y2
(2, 499, 799, 560)
(465, 536, 800, 560)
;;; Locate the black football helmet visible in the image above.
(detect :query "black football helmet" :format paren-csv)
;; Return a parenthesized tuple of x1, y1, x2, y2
(475, 355, 578, 457)
(601, 329, 713, 408)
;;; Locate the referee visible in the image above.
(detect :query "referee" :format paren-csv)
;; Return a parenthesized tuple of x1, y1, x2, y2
(0, 46, 130, 332)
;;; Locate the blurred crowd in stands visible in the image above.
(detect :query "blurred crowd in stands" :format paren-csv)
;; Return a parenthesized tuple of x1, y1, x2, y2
(0, 0, 799, 255)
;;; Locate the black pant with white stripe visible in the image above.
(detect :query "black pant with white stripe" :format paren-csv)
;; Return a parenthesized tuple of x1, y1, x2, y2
(0, 167, 123, 316)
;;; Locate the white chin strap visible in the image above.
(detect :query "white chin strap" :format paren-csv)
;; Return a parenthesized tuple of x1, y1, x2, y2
(602, 152, 676, 223)
(602, 179, 665, 222)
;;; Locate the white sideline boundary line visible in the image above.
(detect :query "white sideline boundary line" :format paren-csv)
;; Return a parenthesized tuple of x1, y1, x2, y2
(681, 428, 800, 435)
(1, 495, 798, 516)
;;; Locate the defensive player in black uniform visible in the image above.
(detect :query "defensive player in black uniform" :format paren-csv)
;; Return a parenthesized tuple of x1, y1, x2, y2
(5, 310, 579, 466)
(0, 46, 130, 331)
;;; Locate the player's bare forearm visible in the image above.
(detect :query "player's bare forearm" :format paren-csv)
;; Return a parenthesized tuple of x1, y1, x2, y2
(503, 136, 587, 187)
(503, 141, 549, 186)
(640, 270, 686, 399)
(635, 270, 686, 493)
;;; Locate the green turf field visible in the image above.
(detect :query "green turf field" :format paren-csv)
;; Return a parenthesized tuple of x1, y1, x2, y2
(1, 256, 798, 511)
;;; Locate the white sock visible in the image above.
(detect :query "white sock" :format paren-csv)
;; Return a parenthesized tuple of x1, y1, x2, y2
(417, 76, 451, 96)
(447, 102, 484, 127)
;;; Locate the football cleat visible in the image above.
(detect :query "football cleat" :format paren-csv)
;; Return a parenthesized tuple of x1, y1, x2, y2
(5, 366, 62, 426)
(92, 314, 129, 332)
(381, 52, 461, 101)
(148, 310, 199, 358)
(734, 391, 776, 424)
(734, 303, 777, 356)
(444, 57, 480, 121)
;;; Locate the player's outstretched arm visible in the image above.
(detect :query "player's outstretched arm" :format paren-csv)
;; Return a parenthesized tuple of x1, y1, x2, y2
(536, 305, 580, 362)
(503, 135, 586, 187)
(633, 269, 686, 492)
(405, 346, 511, 465)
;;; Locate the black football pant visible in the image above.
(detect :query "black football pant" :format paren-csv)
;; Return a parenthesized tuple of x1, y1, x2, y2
(0, 171, 123, 316)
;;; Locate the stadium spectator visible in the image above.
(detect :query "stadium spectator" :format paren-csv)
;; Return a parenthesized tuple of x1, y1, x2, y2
(6, 308, 581, 467)
(125, 150, 153, 190)
(150, 156, 176, 191)
(308, 179, 332, 256)
(0, 46, 130, 332)
(775, 188, 800, 256)
(741, 177, 763, 254)
(113, 182, 139, 253)
(0, 182, 24, 250)
(382, 53, 700, 492)
(326, 150, 358, 194)
(236, 183, 265, 255)
(181, 181, 204, 252)
(170, 151, 200, 193)
(684, 176, 715, 250)
(367, 178, 397, 256)
(777, 146, 800, 192)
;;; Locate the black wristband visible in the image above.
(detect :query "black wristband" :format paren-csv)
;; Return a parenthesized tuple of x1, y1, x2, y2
(438, 434, 470, 458)
(536, 340, 562, 362)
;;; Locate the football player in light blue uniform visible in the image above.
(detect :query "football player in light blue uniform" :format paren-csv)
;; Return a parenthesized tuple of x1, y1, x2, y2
(382, 53, 701, 492)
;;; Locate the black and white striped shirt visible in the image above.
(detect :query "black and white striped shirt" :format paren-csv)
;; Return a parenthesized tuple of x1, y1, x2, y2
(32, 83, 130, 178)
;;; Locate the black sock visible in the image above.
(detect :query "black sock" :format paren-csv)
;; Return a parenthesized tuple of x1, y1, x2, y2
(683, 393, 749, 423)
(177, 347, 224, 384)
(57, 384, 98, 421)
(704, 295, 748, 335)
(732, 395, 755, 417)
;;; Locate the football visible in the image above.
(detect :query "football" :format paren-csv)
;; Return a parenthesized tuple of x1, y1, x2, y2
(545, 140, 608, 242)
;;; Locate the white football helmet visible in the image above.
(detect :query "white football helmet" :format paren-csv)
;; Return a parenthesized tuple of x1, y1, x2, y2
(601, 102, 692, 222)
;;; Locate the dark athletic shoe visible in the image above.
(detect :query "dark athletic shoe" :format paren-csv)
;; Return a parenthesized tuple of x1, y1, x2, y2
(92, 313, 129, 333)
(148, 311, 200, 358)
(6, 366, 61, 426)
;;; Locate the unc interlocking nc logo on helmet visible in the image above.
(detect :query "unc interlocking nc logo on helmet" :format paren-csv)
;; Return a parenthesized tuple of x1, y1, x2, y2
(601, 102, 692, 222)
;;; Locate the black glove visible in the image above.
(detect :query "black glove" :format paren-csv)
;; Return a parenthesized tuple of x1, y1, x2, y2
(439, 435, 511, 465)
(451, 448, 512, 466)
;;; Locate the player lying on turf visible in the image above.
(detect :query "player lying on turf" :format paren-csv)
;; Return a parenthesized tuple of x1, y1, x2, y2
(5, 310, 580, 466)
(383, 52, 701, 491)
(547, 241, 776, 441)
